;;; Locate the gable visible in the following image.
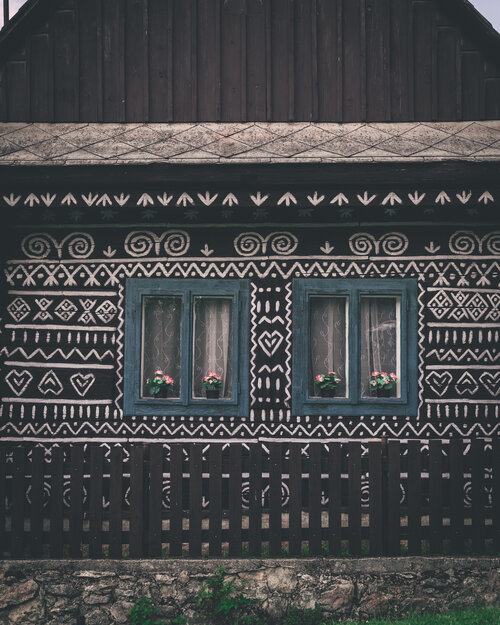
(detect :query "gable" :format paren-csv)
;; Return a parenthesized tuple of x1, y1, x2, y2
(0, 0, 499, 123)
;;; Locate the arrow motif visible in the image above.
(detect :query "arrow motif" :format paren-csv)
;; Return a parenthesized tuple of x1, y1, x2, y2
(408, 191, 426, 205)
(96, 194, 112, 207)
(456, 191, 472, 204)
(425, 241, 441, 254)
(61, 193, 77, 206)
(24, 193, 40, 207)
(114, 193, 130, 207)
(320, 241, 334, 254)
(41, 193, 56, 207)
(82, 193, 98, 207)
(357, 191, 377, 206)
(478, 191, 494, 204)
(382, 192, 402, 206)
(435, 191, 451, 205)
(307, 191, 325, 206)
(177, 192, 194, 207)
(3, 193, 21, 206)
(137, 193, 154, 207)
(200, 244, 214, 257)
(331, 193, 349, 206)
(103, 246, 116, 258)
(250, 191, 269, 206)
(198, 192, 218, 206)
(157, 193, 173, 206)
(222, 193, 238, 207)
(278, 192, 297, 207)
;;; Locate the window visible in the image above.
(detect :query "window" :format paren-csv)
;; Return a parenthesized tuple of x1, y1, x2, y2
(124, 279, 249, 416)
(292, 279, 418, 416)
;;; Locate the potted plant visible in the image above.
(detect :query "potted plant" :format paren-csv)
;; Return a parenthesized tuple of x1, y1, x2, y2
(202, 372, 222, 399)
(146, 369, 174, 398)
(370, 371, 397, 397)
(315, 371, 341, 397)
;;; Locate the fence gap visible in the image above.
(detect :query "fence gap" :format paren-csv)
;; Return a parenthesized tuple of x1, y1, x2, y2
(308, 442, 322, 556)
(248, 443, 262, 556)
(208, 444, 222, 556)
(109, 446, 123, 559)
(328, 442, 341, 556)
(368, 440, 382, 556)
(471, 438, 485, 554)
(229, 444, 243, 556)
(269, 442, 282, 556)
(49, 446, 64, 558)
(289, 443, 302, 556)
(348, 442, 361, 556)
(89, 445, 104, 558)
(387, 440, 401, 556)
(148, 443, 163, 557)
(188, 444, 203, 557)
(129, 444, 145, 557)
(30, 446, 44, 558)
(407, 440, 421, 556)
(69, 445, 84, 558)
(429, 439, 443, 555)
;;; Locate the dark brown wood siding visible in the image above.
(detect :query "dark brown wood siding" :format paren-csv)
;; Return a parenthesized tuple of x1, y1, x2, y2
(1, 0, 499, 122)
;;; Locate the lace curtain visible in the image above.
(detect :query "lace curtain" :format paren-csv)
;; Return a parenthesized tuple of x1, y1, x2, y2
(309, 297, 347, 397)
(192, 297, 233, 398)
(142, 296, 182, 397)
(360, 297, 399, 397)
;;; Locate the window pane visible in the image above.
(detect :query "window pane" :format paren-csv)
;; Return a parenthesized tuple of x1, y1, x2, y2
(309, 296, 347, 398)
(192, 297, 233, 398)
(360, 296, 400, 398)
(141, 296, 182, 398)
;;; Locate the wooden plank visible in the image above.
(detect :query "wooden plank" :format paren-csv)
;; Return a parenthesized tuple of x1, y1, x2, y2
(53, 8, 78, 121)
(369, 441, 382, 556)
(269, 442, 282, 556)
(11, 446, 25, 558)
(462, 51, 482, 120)
(248, 443, 262, 556)
(342, 0, 363, 121)
(195, 0, 220, 121)
(102, 0, 124, 121)
(169, 444, 183, 557)
(317, 0, 341, 120)
(221, 0, 245, 121)
(390, 0, 411, 120)
(293, 0, 313, 120)
(270, 0, 293, 120)
(407, 440, 421, 556)
(437, 27, 458, 121)
(412, 1, 434, 120)
(6, 61, 28, 121)
(449, 438, 464, 554)
(387, 440, 401, 556)
(485, 79, 500, 119)
(308, 442, 322, 556)
(366, 0, 390, 121)
(129, 444, 144, 558)
(29, 32, 53, 121)
(471, 438, 484, 554)
(246, 0, 267, 120)
(328, 442, 341, 556)
(89, 445, 104, 558)
(30, 446, 44, 558)
(288, 443, 302, 556)
(78, 0, 101, 121)
(0, 447, 6, 558)
(49, 446, 64, 558)
(124, 0, 148, 121)
(429, 440, 443, 555)
(69, 445, 84, 559)
(208, 444, 222, 556)
(188, 444, 203, 557)
(109, 446, 123, 559)
(229, 444, 242, 556)
(347, 442, 361, 556)
(173, 0, 196, 121)
(493, 439, 500, 554)
(148, 444, 163, 557)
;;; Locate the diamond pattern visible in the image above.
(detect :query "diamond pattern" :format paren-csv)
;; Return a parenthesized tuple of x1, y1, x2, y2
(7, 297, 31, 322)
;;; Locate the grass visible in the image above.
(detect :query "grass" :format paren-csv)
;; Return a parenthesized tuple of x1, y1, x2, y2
(330, 607, 500, 625)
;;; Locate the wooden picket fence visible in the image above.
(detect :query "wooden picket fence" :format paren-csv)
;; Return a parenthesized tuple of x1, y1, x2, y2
(0, 439, 499, 559)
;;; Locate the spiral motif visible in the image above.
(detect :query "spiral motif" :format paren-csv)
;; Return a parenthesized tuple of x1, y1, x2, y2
(380, 232, 409, 256)
(449, 231, 478, 255)
(21, 233, 55, 259)
(484, 232, 500, 255)
(124, 231, 157, 257)
(163, 230, 190, 256)
(62, 232, 95, 259)
(349, 232, 376, 255)
(268, 232, 298, 256)
(234, 232, 264, 256)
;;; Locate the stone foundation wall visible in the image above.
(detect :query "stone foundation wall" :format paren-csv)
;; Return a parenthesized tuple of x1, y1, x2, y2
(0, 557, 499, 625)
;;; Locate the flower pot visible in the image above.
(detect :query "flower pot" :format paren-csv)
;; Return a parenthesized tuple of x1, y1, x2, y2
(157, 386, 170, 398)
(205, 389, 220, 399)
(320, 387, 336, 398)
(373, 388, 391, 398)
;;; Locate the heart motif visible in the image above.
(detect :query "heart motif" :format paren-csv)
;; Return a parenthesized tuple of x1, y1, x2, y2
(455, 371, 479, 396)
(426, 371, 452, 397)
(5, 369, 33, 396)
(38, 370, 64, 396)
(258, 331, 284, 358)
(70, 373, 96, 397)
(479, 372, 500, 397)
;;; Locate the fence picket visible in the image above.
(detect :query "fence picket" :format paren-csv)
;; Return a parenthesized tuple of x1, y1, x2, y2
(248, 444, 262, 556)
(12, 446, 25, 558)
(0, 447, 5, 557)
(289, 443, 302, 556)
(493, 438, 500, 554)
(471, 438, 484, 554)
(148, 444, 163, 557)
(209, 444, 222, 556)
(369, 441, 383, 556)
(269, 443, 282, 556)
(30, 446, 44, 557)
(169, 444, 183, 557)
(229, 444, 242, 556)
(348, 442, 361, 556)
(129, 444, 144, 558)
(387, 440, 401, 556)
(429, 440, 442, 555)
(309, 442, 322, 556)
(189, 444, 203, 557)
(449, 438, 464, 553)
(49, 446, 64, 558)
(109, 446, 123, 559)
(69, 445, 84, 558)
(407, 440, 421, 556)
(89, 445, 104, 558)
(328, 442, 341, 556)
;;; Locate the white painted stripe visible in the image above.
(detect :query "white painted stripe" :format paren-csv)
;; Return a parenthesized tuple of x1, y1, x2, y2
(5, 361, 114, 370)
(2, 398, 113, 404)
(5, 324, 116, 331)
(426, 365, 500, 370)
(8, 290, 117, 296)
(427, 287, 500, 293)
(427, 323, 500, 328)
(424, 399, 499, 404)
(0, 437, 128, 443)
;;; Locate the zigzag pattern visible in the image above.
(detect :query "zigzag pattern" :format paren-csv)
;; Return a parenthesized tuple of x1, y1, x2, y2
(114, 285, 124, 417)
(250, 283, 258, 409)
(284, 283, 293, 408)
(427, 348, 499, 362)
(0, 347, 115, 361)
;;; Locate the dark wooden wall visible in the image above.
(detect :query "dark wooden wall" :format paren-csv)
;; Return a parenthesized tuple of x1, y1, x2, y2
(0, 0, 499, 122)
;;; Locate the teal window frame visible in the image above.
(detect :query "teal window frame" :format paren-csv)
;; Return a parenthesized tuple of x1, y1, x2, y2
(292, 278, 418, 417)
(124, 278, 250, 417)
